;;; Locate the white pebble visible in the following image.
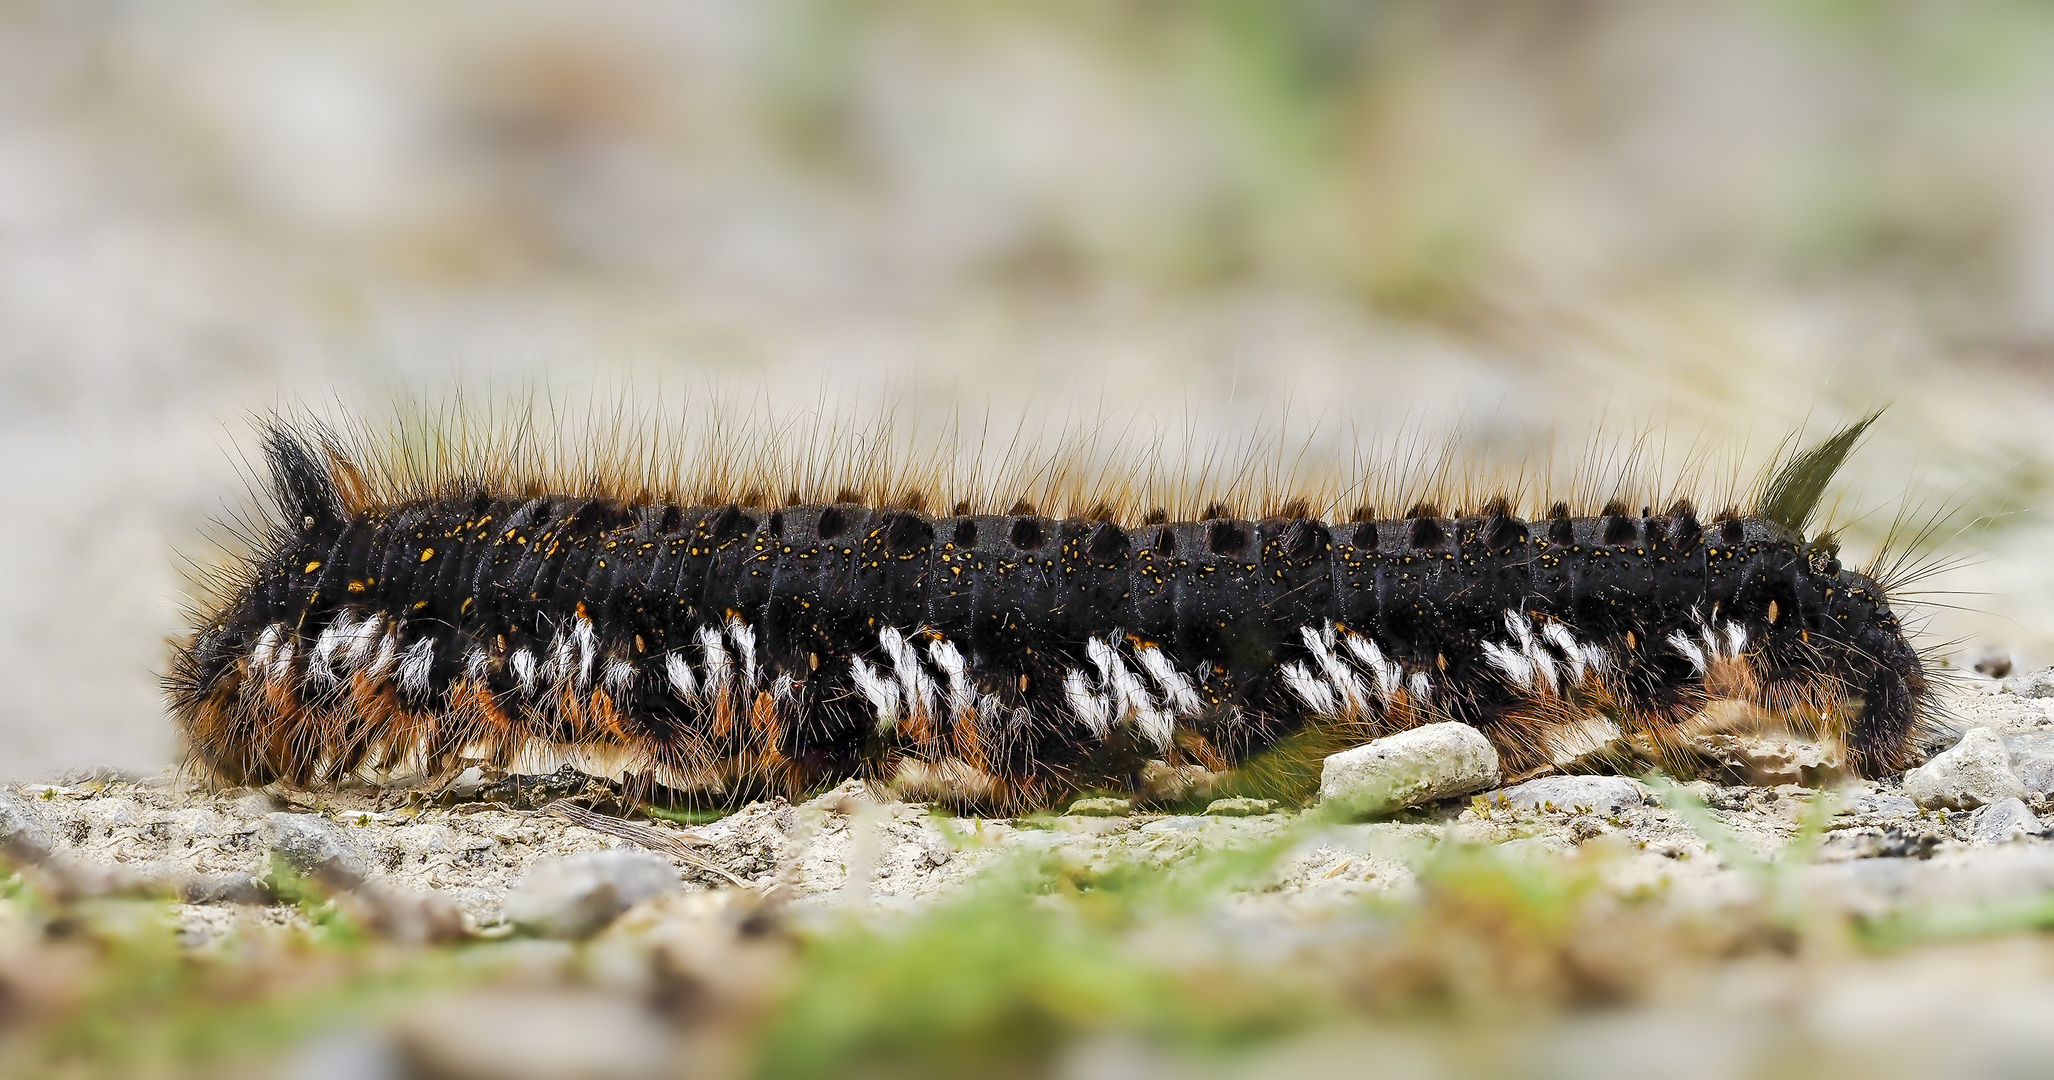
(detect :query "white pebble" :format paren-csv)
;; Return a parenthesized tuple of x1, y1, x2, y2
(1319, 722, 1501, 816)
(1903, 727, 2027, 810)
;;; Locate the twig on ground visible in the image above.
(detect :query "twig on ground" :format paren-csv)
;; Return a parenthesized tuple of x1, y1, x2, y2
(548, 802, 753, 890)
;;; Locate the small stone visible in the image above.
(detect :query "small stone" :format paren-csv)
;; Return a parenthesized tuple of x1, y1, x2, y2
(444, 766, 492, 799)
(0, 791, 53, 864)
(396, 990, 671, 1080)
(264, 813, 371, 888)
(1973, 648, 2020, 680)
(1487, 776, 1646, 816)
(346, 881, 469, 945)
(1064, 797, 1132, 818)
(1203, 797, 1279, 817)
(503, 849, 679, 939)
(1841, 793, 1918, 819)
(464, 939, 579, 982)
(33, 855, 187, 902)
(288, 1029, 404, 1080)
(1318, 722, 1501, 817)
(232, 790, 283, 816)
(2004, 732, 2054, 798)
(1903, 727, 2027, 810)
(1973, 798, 2043, 845)
(84, 799, 136, 829)
(2001, 666, 2054, 698)
(182, 872, 275, 905)
(1685, 733, 1837, 786)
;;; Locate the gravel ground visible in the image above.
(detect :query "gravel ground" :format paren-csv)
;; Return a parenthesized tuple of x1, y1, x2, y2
(6, 680, 2051, 935)
(10, 676, 2054, 1077)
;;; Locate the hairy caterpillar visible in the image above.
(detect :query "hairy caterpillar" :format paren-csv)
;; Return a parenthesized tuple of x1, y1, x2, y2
(165, 410, 1934, 810)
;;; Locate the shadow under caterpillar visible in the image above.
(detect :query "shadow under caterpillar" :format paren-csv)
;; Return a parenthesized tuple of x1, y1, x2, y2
(166, 411, 1935, 811)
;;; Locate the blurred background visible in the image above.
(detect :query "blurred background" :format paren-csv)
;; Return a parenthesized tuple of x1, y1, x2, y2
(4, 0, 2053, 778)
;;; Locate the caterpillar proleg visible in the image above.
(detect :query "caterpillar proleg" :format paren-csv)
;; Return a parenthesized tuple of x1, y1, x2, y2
(166, 409, 1935, 810)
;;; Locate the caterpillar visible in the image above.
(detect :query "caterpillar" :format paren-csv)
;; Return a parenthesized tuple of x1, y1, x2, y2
(165, 409, 1935, 811)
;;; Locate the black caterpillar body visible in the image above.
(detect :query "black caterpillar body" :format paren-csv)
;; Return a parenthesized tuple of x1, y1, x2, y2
(168, 420, 1931, 809)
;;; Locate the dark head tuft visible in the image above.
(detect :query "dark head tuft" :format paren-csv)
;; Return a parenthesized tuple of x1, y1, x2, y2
(263, 424, 343, 530)
(1760, 410, 1882, 537)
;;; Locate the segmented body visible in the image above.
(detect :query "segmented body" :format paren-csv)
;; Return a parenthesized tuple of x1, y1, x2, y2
(167, 430, 1928, 808)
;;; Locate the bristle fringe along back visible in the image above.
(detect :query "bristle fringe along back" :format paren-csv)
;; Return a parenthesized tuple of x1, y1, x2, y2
(166, 413, 1935, 810)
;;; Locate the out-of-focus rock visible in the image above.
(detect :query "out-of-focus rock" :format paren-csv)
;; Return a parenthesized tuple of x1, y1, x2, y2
(2001, 666, 2054, 698)
(33, 855, 157, 901)
(1064, 797, 1132, 818)
(287, 1028, 404, 1080)
(0, 791, 53, 864)
(396, 990, 671, 1080)
(1903, 728, 2027, 810)
(503, 849, 679, 939)
(181, 872, 274, 905)
(345, 881, 469, 944)
(1319, 722, 1501, 816)
(1203, 797, 1279, 817)
(1971, 647, 2021, 680)
(1973, 798, 2043, 845)
(29, 854, 223, 904)
(1487, 776, 1647, 816)
(264, 813, 370, 888)
(1803, 848, 2054, 914)
(1498, 835, 1575, 859)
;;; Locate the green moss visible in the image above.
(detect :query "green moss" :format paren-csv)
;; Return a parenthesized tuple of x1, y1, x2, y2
(642, 804, 735, 827)
(18, 900, 478, 1077)
(756, 853, 1322, 1080)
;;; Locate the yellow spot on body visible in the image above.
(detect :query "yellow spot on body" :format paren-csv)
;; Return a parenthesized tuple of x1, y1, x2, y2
(347, 580, 365, 593)
(1767, 600, 1780, 624)
(304, 561, 322, 574)
(420, 547, 436, 562)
